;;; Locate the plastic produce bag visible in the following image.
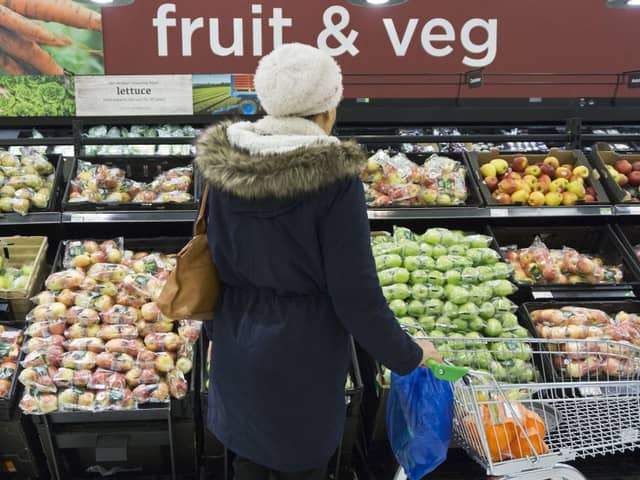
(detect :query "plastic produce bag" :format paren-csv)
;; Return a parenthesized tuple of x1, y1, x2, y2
(386, 368, 454, 480)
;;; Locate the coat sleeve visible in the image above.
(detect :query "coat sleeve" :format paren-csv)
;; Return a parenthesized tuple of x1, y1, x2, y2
(319, 177, 422, 375)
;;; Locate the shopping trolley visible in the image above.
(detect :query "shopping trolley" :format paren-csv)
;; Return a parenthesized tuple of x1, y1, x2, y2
(393, 337, 640, 480)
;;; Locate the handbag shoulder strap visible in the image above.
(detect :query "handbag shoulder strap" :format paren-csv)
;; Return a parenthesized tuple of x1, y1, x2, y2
(194, 184, 210, 235)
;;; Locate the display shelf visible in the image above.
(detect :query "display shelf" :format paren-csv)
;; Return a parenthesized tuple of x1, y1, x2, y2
(42, 406, 171, 424)
(0, 137, 75, 147)
(348, 134, 567, 144)
(0, 212, 62, 225)
(61, 210, 197, 223)
(484, 205, 614, 218)
(615, 205, 640, 215)
(82, 137, 195, 145)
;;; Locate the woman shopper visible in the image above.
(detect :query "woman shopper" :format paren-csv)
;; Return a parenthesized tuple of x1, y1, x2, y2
(196, 43, 441, 480)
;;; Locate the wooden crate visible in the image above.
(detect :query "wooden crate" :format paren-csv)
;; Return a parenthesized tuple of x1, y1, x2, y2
(0, 236, 48, 320)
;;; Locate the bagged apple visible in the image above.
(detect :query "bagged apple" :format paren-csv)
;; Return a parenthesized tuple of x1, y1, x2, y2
(65, 307, 101, 326)
(20, 390, 58, 415)
(58, 387, 86, 412)
(132, 382, 170, 404)
(137, 320, 174, 336)
(95, 388, 135, 411)
(105, 338, 144, 357)
(122, 273, 164, 301)
(23, 335, 64, 354)
(65, 337, 105, 353)
(167, 369, 188, 399)
(101, 305, 140, 325)
(28, 303, 67, 323)
(26, 320, 66, 338)
(87, 263, 131, 283)
(125, 367, 160, 387)
(45, 269, 86, 291)
(95, 352, 134, 372)
(88, 369, 127, 390)
(97, 324, 139, 341)
(18, 366, 56, 393)
(178, 320, 202, 345)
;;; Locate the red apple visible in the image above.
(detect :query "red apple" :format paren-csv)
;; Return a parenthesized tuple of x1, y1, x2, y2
(632, 161, 640, 172)
(511, 156, 529, 173)
(484, 176, 499, 192)
(628, 171, 640, 186)
(493, 192, 511, 205)
(615, 159, 633, 175)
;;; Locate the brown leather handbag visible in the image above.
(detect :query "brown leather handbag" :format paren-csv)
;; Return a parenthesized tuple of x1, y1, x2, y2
(157, 185, 220, 320)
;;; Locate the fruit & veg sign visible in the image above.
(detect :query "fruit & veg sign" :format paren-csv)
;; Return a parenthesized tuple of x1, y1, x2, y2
(0, 0, 639, 102)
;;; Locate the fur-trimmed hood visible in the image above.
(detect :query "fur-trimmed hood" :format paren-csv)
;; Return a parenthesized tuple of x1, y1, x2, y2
(195, 117, 366, 200)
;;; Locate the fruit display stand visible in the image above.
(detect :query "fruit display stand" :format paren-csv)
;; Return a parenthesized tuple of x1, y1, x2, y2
(488, 225, 640, 300)
(0, 236, 49, 321)
(0, 410, 48, 479)
(589, 145, 640, 215)
(22, 237, 200, 480)
(466, 149, 611, 217)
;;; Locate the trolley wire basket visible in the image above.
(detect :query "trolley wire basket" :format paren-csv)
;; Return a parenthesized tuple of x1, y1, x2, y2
(394, 336, 640, 480)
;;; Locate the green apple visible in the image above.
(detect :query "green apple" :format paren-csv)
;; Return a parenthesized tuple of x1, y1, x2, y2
(484, 318, 503, 337)
(468, 316, 485, 332)
(431, 245, 448, 258)
(492, 263, 513, 280)
(389, 299, 408, 317)
(477, 266, 495, 283)
(454, 351, 473, 366)
(466, 249, 484, 266)
(411, 283, 430, 300)
(461, 267, 479, 284)
(399, 240, 421, 257)
(472, 350, 493, 369)
(499, 312, 519, 330)
(492, 297, 516, 314)
(491, 279, 515, 297)
(375, 254, 402, 271)
(404, 256, 434, 272)
(377, 269, 395, 286)
(391, 268, 410, 284)
(458, 302, 479, 320)
(418, 316, 436, 331)
(427, 271, 445, 286)
(393, 227, 415, 242)
(471, 285, 493, 304)
(514, 344, 532, 361)
(419, 244, 434, 256)
(513, 327, 530, 338)
(421, 228, 446, 245)
(447, 333, 466, 350)
(426, 284, 445, 299)
(478, 302, 496, 319)
(435, 256, 454, 272)
(489, 361, 507, 381)
(372, 243, 402, 256)
(452, 318, 469, 332)
(447, 286, 470, 305)
(490, 342, 516, 361)
(429, 329, 446, 338)
(423, 299, 443, 315)
(445, 269, 462, 285)
(20, 264, 32, 276)
(453, 256, 473, 269)
(383, 283, 410, 300)
(442, 301, 458, 318)
(448, 245, 467, 256)
(407, 300, 425, 317)
(465, 234, 492, 248)
(411, 270, 428, 284)
(480, 248, 501, 265)
(12, 276, 27, 289)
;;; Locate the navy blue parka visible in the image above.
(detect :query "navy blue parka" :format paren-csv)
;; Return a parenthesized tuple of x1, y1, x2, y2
(195, 118, 422, 472)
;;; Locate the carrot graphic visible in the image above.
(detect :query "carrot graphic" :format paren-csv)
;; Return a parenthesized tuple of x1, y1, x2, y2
(0, 5, 72, 46)
(0, 0, 102, 32)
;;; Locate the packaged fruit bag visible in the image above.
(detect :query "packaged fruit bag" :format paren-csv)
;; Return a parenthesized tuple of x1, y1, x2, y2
(503, 237, 623, 285)
(362, 150, 468, 207)
(0, 149, 56, 215)
(18, 239, 203, 415)
(372, 227, 536, 384)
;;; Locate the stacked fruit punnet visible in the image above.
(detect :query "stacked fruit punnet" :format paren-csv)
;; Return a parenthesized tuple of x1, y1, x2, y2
(0, 325, 22, 398)
(374, 227, 536, 384)
(479, 155, 597, 206)
(604, 157, 640, 202)
(17, 239, 202, 415)
(530, 306, 640, 379)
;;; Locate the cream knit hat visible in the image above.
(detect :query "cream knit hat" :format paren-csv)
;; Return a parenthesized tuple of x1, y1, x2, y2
(254, 43, 343, 118)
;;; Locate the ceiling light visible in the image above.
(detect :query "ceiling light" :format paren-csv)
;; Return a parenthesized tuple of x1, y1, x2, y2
(347, 0, 409, 7)
(607, 0, 640, 7)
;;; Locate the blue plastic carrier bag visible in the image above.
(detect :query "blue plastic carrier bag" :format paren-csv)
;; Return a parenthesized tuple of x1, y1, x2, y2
(386, 367, 454, 480)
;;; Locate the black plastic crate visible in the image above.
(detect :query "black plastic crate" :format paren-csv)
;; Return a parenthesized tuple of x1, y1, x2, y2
(589, 146, 640, 204)
(33, 415, 197, 480)
(61, 156, 200, 212)
(488, 224, 640, 293)
(614, 224, 640, 278)
(364, 149, 484, 208)
(466, 149, 610, 207)
(0, 411, 47, 479)
(520, 300, 640, 385)
(0, 322, 24, 421)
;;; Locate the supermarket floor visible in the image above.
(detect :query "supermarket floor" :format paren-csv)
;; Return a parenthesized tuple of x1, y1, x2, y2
(368, 449, 640, 480)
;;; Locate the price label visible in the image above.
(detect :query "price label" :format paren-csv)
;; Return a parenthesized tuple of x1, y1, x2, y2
(69, 214, 87, 223)
(619, 206, 640, 215)
(490, 209, 509, 217)
(599, 207, 613, 215)
(533, 291, 553, 299)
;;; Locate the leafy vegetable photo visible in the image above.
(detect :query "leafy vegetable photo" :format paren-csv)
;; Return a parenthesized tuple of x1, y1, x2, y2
(0, 75, 75, 116)
(0, 0, 103, 75)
